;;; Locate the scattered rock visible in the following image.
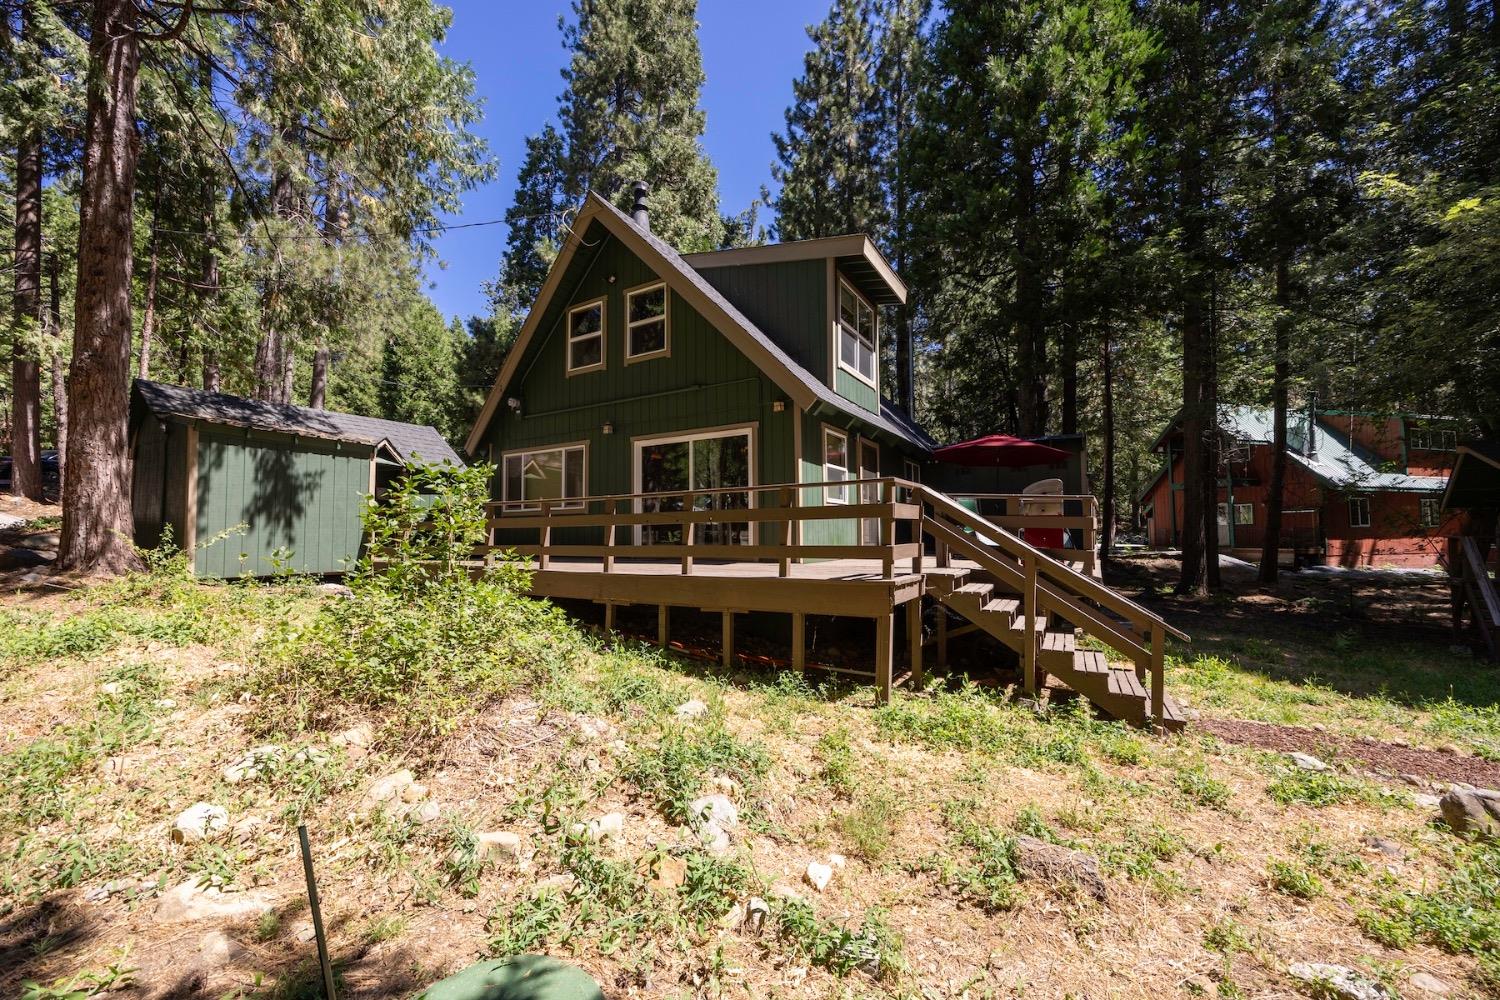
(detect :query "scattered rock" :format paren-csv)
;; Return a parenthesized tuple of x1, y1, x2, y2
(333, 724, 374, 749)
(710, 774, 741, 798)
(476, 831, 526, 862)
(154, 698, 177, 709)
(84, 878, 157, 903)
(100, 681, 123, 696)
(1414, 792, 1442, 809)
(230, 815, 266, 844)
(574, 716, 612, 742)
(1289, 752, 1329, 772)
(1407, 972, 1451, 996)
(651, 854, 688, 891)
(770, 883, 803, 902)
(743, 896, 770, 935)
(1287, 963, 1396, 1000)
(407, 800, 443, 825)
(223, 745, 283, 783)
(675, 699, 709, 720)
(362, 770, 424, 810)
(292, 921, 318, 943)
(197, 929, 247, 965)
(804, 862, 833, 892)
(571, 812, 624, 843)
(1012, 835, 1107, 903)
(1438, 787, 1500, 838)
(690, 794, 739, 830)
(291, 745, 331, 766)
(171, 803, 229, 844)
(1361, 835, 1404, 859)
(155, 880, 272, 923)
(1184, 974, 1219, 997)
(828, 853, 846, 869)
(718, 901, 745, 930)
(317, 582, 354, 598)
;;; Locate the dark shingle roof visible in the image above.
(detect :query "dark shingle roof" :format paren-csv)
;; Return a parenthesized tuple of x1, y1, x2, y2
(133, 379, 462, 467)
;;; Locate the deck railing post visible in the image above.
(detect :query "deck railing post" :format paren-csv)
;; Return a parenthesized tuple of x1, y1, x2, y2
(1151, 625, 1165, 728)
(538, 501, 552, 570)
(880, 479, 895, 579)
(1022, 550, 1038, 696)
(603, 498, 616, 573)
(681, 490, 695, 575)
(779, 487, 794, 578)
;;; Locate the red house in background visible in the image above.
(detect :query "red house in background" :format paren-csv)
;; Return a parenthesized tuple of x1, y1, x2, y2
(1139, 406, 1461, 569)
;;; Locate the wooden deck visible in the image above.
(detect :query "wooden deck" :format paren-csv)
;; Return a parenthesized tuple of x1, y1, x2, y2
(478, 478, 1187, 727)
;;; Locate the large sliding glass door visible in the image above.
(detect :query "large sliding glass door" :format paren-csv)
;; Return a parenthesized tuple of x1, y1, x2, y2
(636, 428, 753, 547)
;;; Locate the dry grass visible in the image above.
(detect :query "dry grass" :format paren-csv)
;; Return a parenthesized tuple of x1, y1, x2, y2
(0, 570, 1492, 1000)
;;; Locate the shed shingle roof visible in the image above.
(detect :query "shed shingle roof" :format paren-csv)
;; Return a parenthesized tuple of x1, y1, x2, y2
(133, 379, 462, 467)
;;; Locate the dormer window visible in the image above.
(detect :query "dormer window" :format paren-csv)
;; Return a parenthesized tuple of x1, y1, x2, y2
(837, 279, 877, 387)
(625, 282, 669, 362)
(567, 298, 606, 375)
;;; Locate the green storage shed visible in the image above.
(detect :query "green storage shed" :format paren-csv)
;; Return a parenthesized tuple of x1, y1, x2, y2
(130, 379, 463, 578)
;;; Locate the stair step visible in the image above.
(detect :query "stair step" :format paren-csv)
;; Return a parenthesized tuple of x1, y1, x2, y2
(1073, 650, 1108, 675)
(1040, 631, 1076, 654)
(951, 582, 994, 603)
(1107, 668, 1147, 700)
(1008, 614, 1048, 634)
(982, 598, 1019, 617)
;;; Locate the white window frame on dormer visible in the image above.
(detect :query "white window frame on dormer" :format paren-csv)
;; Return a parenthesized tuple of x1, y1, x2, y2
(566, 297, 607, 376)
(624, 280, 670, 363)
(835, 278, 878, 389)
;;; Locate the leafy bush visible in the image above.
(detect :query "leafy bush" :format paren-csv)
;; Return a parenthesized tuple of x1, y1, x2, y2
(253, 463, 585, 741)
(772, 899, 901, 979)
(1268, 858, 1324, 898)
(623, 719, 769, 823)
(1361, 839, 1499, 971)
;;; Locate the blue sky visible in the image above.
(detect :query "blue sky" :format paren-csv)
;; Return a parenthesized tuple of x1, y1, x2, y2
(422, 1, 829, 322)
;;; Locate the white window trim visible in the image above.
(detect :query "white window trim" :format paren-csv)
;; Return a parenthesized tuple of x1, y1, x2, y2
(1234, 502, 1254, 526)
(1348, 496, 1371, 528)
(565, 297, 607, 376)
(823, 425, 850, 504)
(1420, 496, 1441, 527)
(903, 459, 921, 484)
(631, 423, 758, 545)
(623, 280, 670, 363)
(500, 442, 589, 512)
(834, 277, 878, 390)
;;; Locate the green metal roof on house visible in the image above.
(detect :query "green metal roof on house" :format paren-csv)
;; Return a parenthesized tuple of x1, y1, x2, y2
(133, 379, 463, 467)
(1149, 404, 1447, 494)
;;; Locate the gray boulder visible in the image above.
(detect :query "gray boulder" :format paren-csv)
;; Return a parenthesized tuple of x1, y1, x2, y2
(1287, 963, 1396, 1000)
(1013, 835, 1107, 902)
(1438, 787, 1500, 838)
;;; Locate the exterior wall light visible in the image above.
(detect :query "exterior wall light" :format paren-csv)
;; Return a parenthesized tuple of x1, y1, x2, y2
(602, 421, 614, 435)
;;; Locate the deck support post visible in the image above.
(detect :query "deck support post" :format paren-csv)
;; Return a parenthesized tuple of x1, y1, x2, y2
(722, 611, 735, 669)
(875, 612, 893, 704)
(937, 608, 948, 667)
(658, 605, 670, 648)
(791, 612, 806, 671)
(907, 599, 923, 689)
(603, 602, 615, 634)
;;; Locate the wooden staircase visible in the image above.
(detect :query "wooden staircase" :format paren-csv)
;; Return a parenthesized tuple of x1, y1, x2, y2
(916, 488, 1189, 730)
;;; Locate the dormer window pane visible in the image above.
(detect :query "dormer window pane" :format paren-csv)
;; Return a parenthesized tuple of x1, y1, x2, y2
(837, 279, 877, 386)
(567, 300, 605, 373)
(626, 283, 669, 360)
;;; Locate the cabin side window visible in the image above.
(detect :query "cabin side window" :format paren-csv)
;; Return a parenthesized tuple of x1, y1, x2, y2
(1409, 426, 1456, 451)
(503, 445, 586, 511)
(625, 282, 669, 361)
(567, 299, 606, 374)
(836, 279, 877, 387)
(1348, 496, 1371, 528)
(1420, 497, 1441, 527)
(823, 426, 849, 504)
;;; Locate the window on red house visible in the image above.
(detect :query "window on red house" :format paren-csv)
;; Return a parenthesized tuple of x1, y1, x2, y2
(1348, 497, 1371, 528)
(1420, 497, 1441, 527)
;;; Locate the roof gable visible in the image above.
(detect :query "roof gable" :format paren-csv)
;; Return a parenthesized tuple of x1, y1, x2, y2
(465, 193, 934, 455)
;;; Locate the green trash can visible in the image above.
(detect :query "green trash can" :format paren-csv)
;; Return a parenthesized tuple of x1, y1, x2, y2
(419, 955, 604, 1000)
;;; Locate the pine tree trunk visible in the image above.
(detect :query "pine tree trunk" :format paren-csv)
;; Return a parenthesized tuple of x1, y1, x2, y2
(309, 345, 329, 408)
(47, 254, 66, 496)
(138, 181, 161, 380)
(10, 1, 44, 501)
(1260, 257, 1291, 584)
(1101, 325, 1116, 559)
(1014, 139, 1047, 437)
(1178, 150, 1212, 596)
(254, 147, 295, 402)
(1204, 275, 1222, 590)
(203, 353, 221, 392)
(1061, 323, 1078, 436)
(58, 0, 143, 575)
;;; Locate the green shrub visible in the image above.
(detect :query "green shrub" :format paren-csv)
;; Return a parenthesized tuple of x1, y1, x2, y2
(253, 463, 586, 741)
(1265, 766, 1394, 808)
(816, 726, 856, 794)
(623, 720, 768, 824)
(837, 794, 898, 861)
(771, 899, 901, 979)
(678, 852, 753, 931)
(1362, 839, 1499, 966)
(1268, 858, 1324, 898)
(1175, 764, 1232, 809)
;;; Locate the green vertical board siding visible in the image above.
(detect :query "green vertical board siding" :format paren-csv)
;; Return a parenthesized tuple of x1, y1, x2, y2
(834, 368, 879, 412)
(693, 260, 829, 380)
(193, 428, 372, 578)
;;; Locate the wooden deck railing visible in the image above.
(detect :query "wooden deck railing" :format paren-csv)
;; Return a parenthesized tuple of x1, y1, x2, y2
(481, 477, 924, 579)
(917, 485, 1186, 727)
(948, 492, 1099, 573)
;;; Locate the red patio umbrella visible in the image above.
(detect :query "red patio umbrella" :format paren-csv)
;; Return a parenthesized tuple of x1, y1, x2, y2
(932, 434, 1070, 467)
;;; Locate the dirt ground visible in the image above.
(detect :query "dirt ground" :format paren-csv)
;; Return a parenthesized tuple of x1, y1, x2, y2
(1, 542, 1496, 1000)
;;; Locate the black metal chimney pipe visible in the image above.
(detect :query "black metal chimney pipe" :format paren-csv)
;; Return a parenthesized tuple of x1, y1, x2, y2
(630, 180, 650, 231)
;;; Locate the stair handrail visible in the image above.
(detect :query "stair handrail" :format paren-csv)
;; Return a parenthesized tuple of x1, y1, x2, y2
(916, 485, 1188, 642)
(1461, 536, 1500, 628)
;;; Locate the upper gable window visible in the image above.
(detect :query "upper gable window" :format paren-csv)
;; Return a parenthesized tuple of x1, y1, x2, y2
(837, 279, 877, 387)
(1408, 426, 1456, 451)
(625, 282, 669, 362)
(567, 298, 606, 375)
